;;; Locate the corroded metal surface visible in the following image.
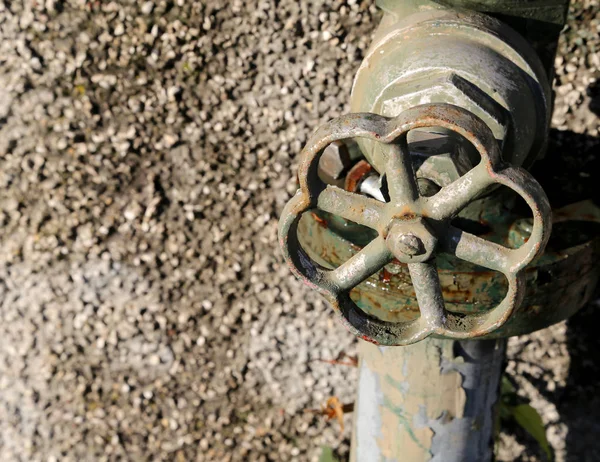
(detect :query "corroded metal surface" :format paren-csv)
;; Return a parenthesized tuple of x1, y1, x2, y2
(379, 0, 570, 76)
(299, 200, 600, 339)
(350, 5, 551, 170)
(351, 337, 506, 462)
(376, 0, 569, 76)
(278, 103, 552, 346)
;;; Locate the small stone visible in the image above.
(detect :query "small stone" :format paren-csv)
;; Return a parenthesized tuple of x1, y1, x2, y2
(114, 23, 125, 36)
(141, 1, 154, 14)
(163, 133, 178, 148)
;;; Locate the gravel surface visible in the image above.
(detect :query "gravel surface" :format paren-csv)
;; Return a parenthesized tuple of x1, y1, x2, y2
(0, 0, 598, 461)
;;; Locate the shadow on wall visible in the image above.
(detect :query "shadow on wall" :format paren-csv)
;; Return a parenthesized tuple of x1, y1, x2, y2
(506, 82, 600, 461)
(587, 79, 600, 117)
(562, 294, 600, 462)
(563, 83, 600, 462)
(561, 81, 600, 459)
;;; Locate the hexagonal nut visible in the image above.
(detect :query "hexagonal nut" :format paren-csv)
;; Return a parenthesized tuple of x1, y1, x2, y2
(318, 140, 352, 181)
(417, 177, 442, 197)
(354, 71, 514, 188)
(379, 71, 509, 147)
(386, 217, 438, 264)
(409, 130, 475, 187)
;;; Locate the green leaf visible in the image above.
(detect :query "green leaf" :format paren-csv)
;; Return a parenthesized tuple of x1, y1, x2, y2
(499, 376, 518, 420)
(509, 404, 553, 461)
(501, 375, 517, 395)
(319, 446, 339, 462)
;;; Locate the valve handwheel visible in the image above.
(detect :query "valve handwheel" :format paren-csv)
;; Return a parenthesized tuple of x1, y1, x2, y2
(278, 104, 551, 346)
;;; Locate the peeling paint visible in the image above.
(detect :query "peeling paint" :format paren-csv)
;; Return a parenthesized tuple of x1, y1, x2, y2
(352, 337, 505, 461)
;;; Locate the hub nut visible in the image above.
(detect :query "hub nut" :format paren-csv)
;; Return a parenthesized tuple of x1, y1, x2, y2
(396, 233, 424, 257)
(386, 217, 438, 264)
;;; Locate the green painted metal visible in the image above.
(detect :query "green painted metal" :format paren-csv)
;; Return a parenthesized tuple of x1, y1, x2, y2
(275, 0, 590, 346)
(298, 199, 600, 339)
(278, 103, 552, 346)
(276, 1, 587, 460)
(377, 0, 569, 76)
(351, 1, 551, 170)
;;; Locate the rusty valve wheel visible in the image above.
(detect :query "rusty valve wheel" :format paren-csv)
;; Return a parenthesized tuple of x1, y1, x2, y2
(278, 104, 551, 346)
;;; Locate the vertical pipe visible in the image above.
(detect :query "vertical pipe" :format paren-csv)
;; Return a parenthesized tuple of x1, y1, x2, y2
(350, 337, 506, 462)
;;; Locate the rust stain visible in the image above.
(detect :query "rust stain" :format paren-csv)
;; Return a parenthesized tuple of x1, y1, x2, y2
(360, 334, 379, 344)
(393, 205, 418, 220)
(442, 285, 473, 302)
(380, 268, 393, 283)
(345, 159, 373, 192)
(311, 212, 328, 228)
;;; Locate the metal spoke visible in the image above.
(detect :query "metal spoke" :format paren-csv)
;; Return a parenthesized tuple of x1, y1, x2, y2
(317, 185, 386, 229)
(442, 226, 512, 273)
(326, 236, 392, 292)
(380, 140, 419, 206)
(408, 261, 445, 329)
(425, 163, 494, 220)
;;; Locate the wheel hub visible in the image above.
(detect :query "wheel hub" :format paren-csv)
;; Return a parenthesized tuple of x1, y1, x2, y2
(386, 218, 437, 263)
